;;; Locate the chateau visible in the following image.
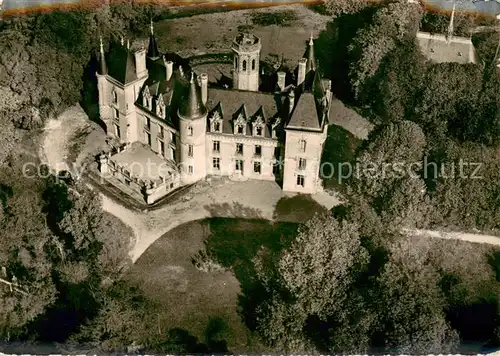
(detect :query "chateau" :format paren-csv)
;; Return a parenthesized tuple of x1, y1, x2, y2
(96, 23, 332, 204)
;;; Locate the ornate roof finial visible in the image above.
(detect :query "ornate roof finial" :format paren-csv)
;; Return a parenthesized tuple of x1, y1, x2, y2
(309, 31, 314, 46)
(127, 39, 130, 50)
(190, 71, 194, 83)
(120, 36, 124, 46)
(150, 18, 154, 35)
(446, 1, 456, 44)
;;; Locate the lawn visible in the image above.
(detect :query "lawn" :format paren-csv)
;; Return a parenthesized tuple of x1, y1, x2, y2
(125, 217, 300, 352)
(146, 5, 331, 62)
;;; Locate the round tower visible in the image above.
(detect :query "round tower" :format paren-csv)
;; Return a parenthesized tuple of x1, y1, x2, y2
(177, 72, 208, 185)
(231, 33, 261, 92)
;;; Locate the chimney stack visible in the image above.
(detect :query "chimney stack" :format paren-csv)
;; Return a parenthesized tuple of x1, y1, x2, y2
(164, 58, 173, 81)
(288, 90, 295, 116)
(298, 58, 307, 87)
(277, 71, 286, 92)
(200, 73, 208, 105)
(134, 48, 147, 78)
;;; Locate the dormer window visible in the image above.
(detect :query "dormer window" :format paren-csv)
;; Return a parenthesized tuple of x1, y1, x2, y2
(210, 111, 222, 133)
(234, 113, 247, 135)
(143, 90, 152, 110)
(156, 96, 165, 118)
(112, 89, 118, 104)
(271, 117, 281, 139)
(256, 127, 262, 136)
(214, 122, 221, 132)
(237, 125, 244, 134)
(253, 115, 264, 137)
(188, 126, 193, 136)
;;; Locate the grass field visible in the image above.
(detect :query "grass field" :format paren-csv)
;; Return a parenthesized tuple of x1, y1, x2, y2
(146, 5, 331, 62)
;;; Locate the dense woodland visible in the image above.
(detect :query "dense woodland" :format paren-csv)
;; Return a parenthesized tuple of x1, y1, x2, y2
(0, 0, 499, 353)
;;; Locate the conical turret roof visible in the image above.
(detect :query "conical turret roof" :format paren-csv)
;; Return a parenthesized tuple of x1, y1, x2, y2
(178, 72, 207, 119)
(305, 33, 317, 73)
(148, 20, 160, 58)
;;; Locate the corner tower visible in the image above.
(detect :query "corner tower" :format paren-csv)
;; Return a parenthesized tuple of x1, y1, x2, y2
(178, 72, 208, 184)
(231, 33, 261, 92)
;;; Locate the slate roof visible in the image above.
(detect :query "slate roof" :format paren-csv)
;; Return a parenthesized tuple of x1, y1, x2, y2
(205, 88, 284, 138)
(106, 43, 137, 85)
(178, 73, 207, 119)
(147, 33, 160, 58)
(416, 32, 477, 64)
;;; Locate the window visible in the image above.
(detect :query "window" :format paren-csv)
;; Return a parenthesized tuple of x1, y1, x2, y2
(213, 141, 220, 153)
(237, 125, 244, 134)
(171, 132, 176, 145)
(242, 60, 246, 71)
(214, 122, 221, 132)
(125, 179, 131, 186)
(170, 183, 174, 189)
(112, 90, 117, 103)
(188, 144, 193, 157)
(213, 157, 220, 170)
(299, 139, 306, 152)
(115, 124, 120, 138)
(145, 132, 151, 146)
(298, 158, 307, 170)
(145, 117, 151, 130)
(235, 57, 238, 70)
(255, 145, 262, 157)
(236, 143, 243, 155)
(297, 175, 305, 187)
(252, 59, 255, 70)
(170, 148, 176, 160)
(188, 165, 193, 174)
(158, 125, 164, 139)
(114, 108, 119, 119)
(235, 159, 243, 171)
(188, 126, 193, 136)
(254, 161, 261, 174)
(256, 126, 262, 136)
(158, 140, 165, 156)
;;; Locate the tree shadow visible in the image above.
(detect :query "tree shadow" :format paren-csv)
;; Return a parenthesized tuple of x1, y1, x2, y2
(203, 202, 263, 219)
(273, 194, 327, 223)
(80, 54, 106, 132)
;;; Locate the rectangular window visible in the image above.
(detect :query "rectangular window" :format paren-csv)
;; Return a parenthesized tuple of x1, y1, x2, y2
(213, 141, 220, 153)
(255, 145, 262, 157)
(170, 148, 176, 160)
(188, 165, 193, 174)
(236, 143, 243, 155)
(254, 161, 261, 174)
(114, 108, 119, 119)
(188, 126, 193, 136)
(145, 132, 151, 146)
(237, 125, 244, 134)
(214, 122, 221, 132)
(158, 140, 165, 156)
(171, 132, 176, 145)
(188, 144, 193, 157)
(235, 159, 243, 172)
(299, 139, 306, 152)
(158, 125, 164, 139)
(256, 126, 262, 136)
(297, 175, 305, 187)
(115, 124, 121, 138)
(145, 117, 151, 130)
(213, 157, 220, 170)
(298, 158, 307, 170)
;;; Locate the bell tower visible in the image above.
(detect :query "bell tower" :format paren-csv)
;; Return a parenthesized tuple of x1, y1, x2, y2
(231, 33, 261, 92)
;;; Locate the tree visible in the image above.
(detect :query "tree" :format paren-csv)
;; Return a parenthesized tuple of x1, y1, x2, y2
(348, 0, 423, 98)
(374, 237, 460, 353)
(253, 214, 371, 352)
(321, 0, 375, 17)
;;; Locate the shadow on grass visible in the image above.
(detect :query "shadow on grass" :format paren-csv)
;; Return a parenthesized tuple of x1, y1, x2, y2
(202, 218, 299, 332)
(321, 125, 362, 191)
(273, 194, 327, 223)
(203, 202, 264, 219)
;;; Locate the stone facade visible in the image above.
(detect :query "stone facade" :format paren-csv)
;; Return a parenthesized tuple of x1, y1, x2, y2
(96, 29, 331, 204)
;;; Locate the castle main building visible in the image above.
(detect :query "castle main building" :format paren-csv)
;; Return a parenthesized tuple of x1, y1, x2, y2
(96, 24, 332, 204)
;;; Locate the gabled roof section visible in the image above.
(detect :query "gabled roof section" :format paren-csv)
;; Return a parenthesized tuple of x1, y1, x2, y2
(106, 43, 137, 85)
(416, 32, 477, 64)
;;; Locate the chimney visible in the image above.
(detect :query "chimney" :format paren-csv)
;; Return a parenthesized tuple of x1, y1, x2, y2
(134, 48, 147, 78)
(200, 73, 208, 105)
(288, 90, 295, 116)
(277, 71, 286, 92)
(164, 58, 173, 81)
(298, 58, 307, 87)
